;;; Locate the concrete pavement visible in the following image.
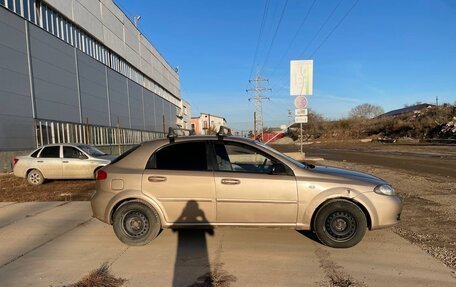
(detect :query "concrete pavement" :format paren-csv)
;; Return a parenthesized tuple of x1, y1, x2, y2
(0, 202, 454, 286)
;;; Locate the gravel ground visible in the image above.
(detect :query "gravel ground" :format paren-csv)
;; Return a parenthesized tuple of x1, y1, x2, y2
(320, 159, 456, 273)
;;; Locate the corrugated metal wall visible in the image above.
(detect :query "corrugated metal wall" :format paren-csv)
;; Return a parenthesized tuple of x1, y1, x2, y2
(0, 7, 177, 150)
(0, 8, 34, 149)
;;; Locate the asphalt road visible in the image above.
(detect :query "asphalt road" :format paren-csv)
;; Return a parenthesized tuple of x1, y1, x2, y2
(275, 144, 456, 179)
(0, 202, 454, 287)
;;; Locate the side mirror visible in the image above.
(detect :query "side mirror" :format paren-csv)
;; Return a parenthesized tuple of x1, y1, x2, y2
(79, 153, 88, 160)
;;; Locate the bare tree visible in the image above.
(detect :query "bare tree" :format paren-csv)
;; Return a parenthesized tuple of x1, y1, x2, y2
(349, 103, 384, 119)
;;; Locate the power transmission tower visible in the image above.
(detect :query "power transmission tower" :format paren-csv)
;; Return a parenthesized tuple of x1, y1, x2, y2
(246, 70, 271, 140)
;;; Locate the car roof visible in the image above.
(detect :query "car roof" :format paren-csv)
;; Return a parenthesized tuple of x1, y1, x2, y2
(140, 135, 257, 147)
(38, 143, 93, 147)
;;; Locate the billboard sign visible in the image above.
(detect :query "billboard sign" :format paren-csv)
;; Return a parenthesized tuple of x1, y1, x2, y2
(290, 60, 313, 96)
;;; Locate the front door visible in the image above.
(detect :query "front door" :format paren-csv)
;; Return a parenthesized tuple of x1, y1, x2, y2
(213, 141, 298, 224)
(142, 141, 216, 225)
(62, 146, 92, 178)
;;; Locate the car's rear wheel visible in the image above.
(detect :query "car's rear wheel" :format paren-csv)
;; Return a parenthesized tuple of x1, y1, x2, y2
(113, 202, 161, 246)
(314, 199, 367, 248)
(27, 169, 44, 185)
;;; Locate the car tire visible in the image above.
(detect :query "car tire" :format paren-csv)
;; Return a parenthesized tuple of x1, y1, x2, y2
(27, 169, 45, 185)
(314, 199, 367, 248)
(113, 201, 161, 246)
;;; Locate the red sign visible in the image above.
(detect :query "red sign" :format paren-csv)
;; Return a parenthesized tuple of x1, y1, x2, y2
(294, 96, 308, 109)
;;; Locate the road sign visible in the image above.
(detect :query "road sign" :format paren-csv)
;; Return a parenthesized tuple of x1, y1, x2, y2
(295, 108, 308, 116)
(290, 60, 313, 96)
(295, 116, 308, 124)
(294, 96, 308, 109)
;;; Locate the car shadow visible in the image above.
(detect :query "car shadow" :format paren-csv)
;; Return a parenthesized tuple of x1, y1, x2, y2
(171, 200, 215, 287)
(296, 230, 324, 246)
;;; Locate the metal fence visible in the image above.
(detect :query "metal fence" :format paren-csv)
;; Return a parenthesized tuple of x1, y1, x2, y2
(34, 119, 166, 148)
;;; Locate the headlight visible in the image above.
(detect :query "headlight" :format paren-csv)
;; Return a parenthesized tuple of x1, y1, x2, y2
(374, 184, 396, 196)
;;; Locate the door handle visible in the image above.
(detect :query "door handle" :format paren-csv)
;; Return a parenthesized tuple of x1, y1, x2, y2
(62, 161, 69, 163)
(37, 160, 43, 163)
(221, 178, 240, 185)
(148, 176, 167, 182)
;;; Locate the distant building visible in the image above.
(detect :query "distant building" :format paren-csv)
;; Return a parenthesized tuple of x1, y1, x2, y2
(191, 113, 227, 135)
(180, 100, 192, 129)
(377, 103, 434, 118)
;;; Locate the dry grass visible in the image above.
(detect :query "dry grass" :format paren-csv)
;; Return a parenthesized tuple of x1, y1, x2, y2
(296, 105, 456, 141)
(57, 263, 126, 287)
(0, 174, 95, 201)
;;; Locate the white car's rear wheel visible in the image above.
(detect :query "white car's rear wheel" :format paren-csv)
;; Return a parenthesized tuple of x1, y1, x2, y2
(27, 169, 44, 185)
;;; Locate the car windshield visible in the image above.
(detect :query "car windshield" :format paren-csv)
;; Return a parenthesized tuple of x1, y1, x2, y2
(77, 145, 107, 156)
(255, 141, 309, 169)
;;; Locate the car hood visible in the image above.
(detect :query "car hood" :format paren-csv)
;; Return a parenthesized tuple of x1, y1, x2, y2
(307, 165, 386, 186)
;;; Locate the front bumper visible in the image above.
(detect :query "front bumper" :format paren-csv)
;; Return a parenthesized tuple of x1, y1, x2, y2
(371, 194, 402, 229)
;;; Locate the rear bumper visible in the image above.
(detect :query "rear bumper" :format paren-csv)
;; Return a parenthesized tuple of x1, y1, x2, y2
(91, 188, 116, 224)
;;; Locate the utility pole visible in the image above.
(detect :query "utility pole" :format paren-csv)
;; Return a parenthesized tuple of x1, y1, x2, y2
(247, 69, 271, 141)
(253, 112, 257, 138)
(436, 96, 439, 106)
(288, 109, 292, 126)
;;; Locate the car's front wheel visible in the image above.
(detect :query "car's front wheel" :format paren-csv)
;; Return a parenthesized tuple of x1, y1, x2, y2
(113, 201, 161, 246)
(27, 169, 44, 185)
(314, 199, 367, 248)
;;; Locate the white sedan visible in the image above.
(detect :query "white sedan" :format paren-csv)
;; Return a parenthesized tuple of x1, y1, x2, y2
(13, 144, 115, 185)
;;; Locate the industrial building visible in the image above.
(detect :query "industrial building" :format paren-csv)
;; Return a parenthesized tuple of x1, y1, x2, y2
(0, 0, 183, 154)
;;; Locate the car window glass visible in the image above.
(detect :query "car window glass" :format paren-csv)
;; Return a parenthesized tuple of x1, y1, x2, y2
(39, 146, 60, 158)
(63, 146, 86, 159)
(30, 149, 41, 158)
(216, 142, 277, 174)
(77, 144, 106, 156)
(153, 142, 208, 171)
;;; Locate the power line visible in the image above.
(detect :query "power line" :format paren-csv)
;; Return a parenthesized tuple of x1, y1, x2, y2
(259, 0, 289, 74)
(309, 0, 360, 58)
(249, 0, 271, 81)
(267, 0, 344, 93)
(298, 0, 344, 58)
(268, 0, 318, 80)
(269, 0, 359, 95)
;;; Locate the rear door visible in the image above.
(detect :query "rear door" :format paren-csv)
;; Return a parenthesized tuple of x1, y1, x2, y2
(37, 146, 63, 179)
(213, 141, 298, 224)
(141, 141, 216, 225)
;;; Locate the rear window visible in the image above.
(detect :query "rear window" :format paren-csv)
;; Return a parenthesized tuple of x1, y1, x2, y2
(149, 142, 208, 171)
(30, 148, 41, 158)
(110, 145, 140, 165)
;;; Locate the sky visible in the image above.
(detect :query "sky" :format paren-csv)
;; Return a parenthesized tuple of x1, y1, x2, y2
(115, 0, 456, 130)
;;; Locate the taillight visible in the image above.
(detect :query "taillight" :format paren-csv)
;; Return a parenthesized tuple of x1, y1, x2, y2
(13, 158, 19, 166)
(96, 170, 107, 180)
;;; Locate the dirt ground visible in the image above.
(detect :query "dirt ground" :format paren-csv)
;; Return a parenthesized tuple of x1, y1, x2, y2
(0, 174, 95, 201)
(0, 142, 455, 273)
